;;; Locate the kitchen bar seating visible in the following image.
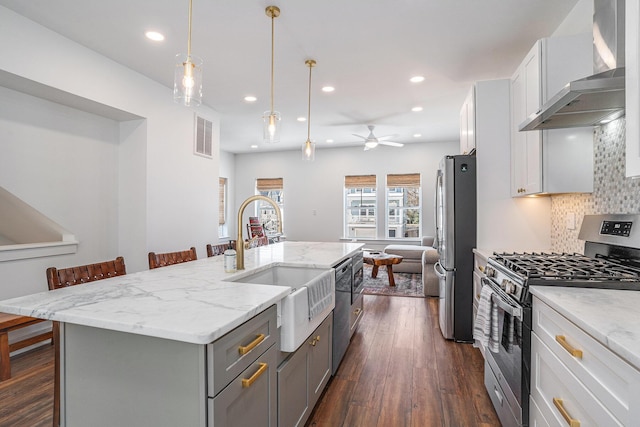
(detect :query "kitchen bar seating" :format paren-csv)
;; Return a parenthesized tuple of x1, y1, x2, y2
(206, 242, 235, 257)
(46, 256, 127, 427)
(148, 247, 197, 269)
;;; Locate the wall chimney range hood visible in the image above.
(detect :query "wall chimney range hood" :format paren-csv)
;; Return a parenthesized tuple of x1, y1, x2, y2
(520, 0, 625, 131)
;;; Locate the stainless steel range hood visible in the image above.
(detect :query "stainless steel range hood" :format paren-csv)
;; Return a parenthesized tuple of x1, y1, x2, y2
(520, 0, 625, 131)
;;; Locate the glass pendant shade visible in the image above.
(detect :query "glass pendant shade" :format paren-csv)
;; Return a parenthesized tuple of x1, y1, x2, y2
(174, 53, 203, 107)
(302, 138, 315, 161)
(262, 110, 281, 143)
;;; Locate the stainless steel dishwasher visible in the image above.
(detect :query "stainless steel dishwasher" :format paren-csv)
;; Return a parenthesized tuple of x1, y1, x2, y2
(332, 257, 352, 375)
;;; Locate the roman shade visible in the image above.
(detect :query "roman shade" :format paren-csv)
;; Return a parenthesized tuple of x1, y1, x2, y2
(219, 177, 227, 225)
(256, 178, 283, 191)
(387, 173, 420, 187)
(344, 175, 376, 188)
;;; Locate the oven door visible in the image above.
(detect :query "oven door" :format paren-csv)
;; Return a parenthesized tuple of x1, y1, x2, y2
(482, 277, 523, 427)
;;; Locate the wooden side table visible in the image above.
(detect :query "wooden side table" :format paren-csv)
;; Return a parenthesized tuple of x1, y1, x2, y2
(362, 252, 404, 287)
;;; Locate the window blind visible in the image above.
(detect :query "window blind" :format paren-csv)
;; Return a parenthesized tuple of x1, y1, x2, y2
(256, 178, 283, 191)
(344, 175, 376, 188)
(387, 173, 420, 187)
(219, 177, 227, 225)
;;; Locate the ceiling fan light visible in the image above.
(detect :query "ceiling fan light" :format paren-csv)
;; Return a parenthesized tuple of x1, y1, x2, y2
(365, 141, 378, 149)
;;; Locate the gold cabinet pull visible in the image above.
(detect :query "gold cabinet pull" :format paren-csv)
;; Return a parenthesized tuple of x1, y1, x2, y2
(238, 333, 265, 355)
(241, 362, 268, 388)
(316, 335, 320, 341)
(553, 397, 580, 427)
(354, 308, 362, 315)
(310, 338, 317, 346)
(555, 335, 583, 359)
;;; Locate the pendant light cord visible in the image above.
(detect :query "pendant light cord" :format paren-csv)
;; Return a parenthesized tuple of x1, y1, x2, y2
(307, 63, 312, 139)
(187, 0, 193, 59)
(270, 12, 275, 114)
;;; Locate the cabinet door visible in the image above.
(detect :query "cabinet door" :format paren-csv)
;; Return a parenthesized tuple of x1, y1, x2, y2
(210, 343, 278, 427)
(308, 315, 333, 408)
(278, 342, 310, 427)
(627, 1, 640, 177)
(511, 43, 542, 196)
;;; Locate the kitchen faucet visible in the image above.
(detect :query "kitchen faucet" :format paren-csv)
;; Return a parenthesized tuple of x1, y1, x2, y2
(236, 195, 283, 270)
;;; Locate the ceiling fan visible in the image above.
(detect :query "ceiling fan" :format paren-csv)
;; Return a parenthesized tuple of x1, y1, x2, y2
(352, 125, 404, 150)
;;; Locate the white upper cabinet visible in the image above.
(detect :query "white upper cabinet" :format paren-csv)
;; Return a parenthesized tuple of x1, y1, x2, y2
(460, 87, 476, 154)
(626, 2, 640, 177)
(511, 34, 595, 197)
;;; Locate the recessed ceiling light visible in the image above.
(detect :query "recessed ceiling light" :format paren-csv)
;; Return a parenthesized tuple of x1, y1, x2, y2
(410, 76, 425, 83)
(297, 117, 306, 122)
(411, 106, 423, 112)
(322, 86, 335, 93)
(326, 139, 334, 143)
(145, 31, 165, 41)
(250, 144, 259, 149)
(413, 133, 422, 138)
(244, 96, 257, 102)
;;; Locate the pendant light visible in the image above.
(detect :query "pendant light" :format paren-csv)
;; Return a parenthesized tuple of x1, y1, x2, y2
(263, 6, 281, 143)
(302, 59, 316, 161)
(173, 0, 203, 107)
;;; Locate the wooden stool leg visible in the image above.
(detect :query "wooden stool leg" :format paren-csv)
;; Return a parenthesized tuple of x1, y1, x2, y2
(0, 330, 10, 381)
(371, 265, 379, 278)
(386, 265, 396, 287)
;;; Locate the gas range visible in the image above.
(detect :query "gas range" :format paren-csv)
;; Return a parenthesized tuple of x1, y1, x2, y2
(480, 214, 640, 427)
(486, 250, 640, 305)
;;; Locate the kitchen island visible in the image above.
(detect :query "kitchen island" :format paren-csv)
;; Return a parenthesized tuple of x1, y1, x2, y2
(0, 241, 363, 427)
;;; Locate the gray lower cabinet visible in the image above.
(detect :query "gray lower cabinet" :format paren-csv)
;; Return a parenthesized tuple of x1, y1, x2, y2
(61, 305, 278, 427)
(277, 314, 333, 427)
(209, 343, 277, 427)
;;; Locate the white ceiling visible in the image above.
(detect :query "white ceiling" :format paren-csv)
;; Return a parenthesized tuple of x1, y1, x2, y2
(0, 0, 580, 153)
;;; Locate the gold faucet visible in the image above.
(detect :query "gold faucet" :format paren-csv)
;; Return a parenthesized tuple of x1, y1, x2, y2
(236, 195, 283, 270)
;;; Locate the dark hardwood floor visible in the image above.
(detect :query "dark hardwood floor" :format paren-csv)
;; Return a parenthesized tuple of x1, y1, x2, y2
(0, 295, 499, 427)
(307, 295, 500, 427)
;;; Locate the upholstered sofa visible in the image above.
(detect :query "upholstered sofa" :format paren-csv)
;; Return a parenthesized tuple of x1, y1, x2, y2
(383, 236, 440, 297)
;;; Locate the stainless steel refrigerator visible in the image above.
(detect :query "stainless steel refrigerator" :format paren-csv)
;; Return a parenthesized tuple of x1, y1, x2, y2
(434, 155, 476, 342)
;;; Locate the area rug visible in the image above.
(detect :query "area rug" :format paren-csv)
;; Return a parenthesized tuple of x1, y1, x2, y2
(361, 265, 424, 298)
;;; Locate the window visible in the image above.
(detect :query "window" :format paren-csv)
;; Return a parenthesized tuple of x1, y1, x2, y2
(344, 175, 377, 238)
(386, 173, 421, 238)
(218, 177, 228, 237)
(256, 178, 283, 234)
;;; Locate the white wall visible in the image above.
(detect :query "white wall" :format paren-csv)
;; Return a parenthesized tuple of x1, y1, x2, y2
(233, 141, 458, 243)
(0, 7, 220, 299)
(475, 79, 551, 252)
(552, 0, 593, 37)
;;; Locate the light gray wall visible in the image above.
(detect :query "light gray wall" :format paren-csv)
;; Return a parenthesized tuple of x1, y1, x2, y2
(552, 0, 593, 37)
(219, 150, 236, 241)
(0, 7, 220, 299)
(233, 141, 458, 243)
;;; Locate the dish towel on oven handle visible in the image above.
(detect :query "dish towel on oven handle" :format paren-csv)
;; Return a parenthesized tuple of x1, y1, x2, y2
(473, 284, 500, 353)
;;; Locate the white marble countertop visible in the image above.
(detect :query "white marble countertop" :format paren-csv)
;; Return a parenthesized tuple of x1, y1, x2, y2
(530, 286, 640, 370)
(0, 241, 363, 345)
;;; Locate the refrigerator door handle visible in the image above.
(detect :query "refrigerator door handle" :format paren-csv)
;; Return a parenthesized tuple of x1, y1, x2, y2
(434, 261, 447, 278)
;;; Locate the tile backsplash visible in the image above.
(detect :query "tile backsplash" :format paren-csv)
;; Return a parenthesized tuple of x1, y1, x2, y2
(551, 118, 640, 253)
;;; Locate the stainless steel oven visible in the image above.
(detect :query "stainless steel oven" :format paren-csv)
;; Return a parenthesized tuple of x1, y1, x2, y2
(481, 277, 523, 427)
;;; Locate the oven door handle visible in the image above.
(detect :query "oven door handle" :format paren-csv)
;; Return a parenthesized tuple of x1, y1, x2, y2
(481, 277, 522, 320)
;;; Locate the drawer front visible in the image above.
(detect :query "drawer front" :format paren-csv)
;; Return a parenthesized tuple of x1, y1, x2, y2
(349, 293, 363, 337)
(210, 343, 277, 427)
(474, 253, 487, 274)
(529, 397, 551, 427)
(208, 305, 277, 396)
(531, 332, 621, 426)
(533, 298, 640, 424)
